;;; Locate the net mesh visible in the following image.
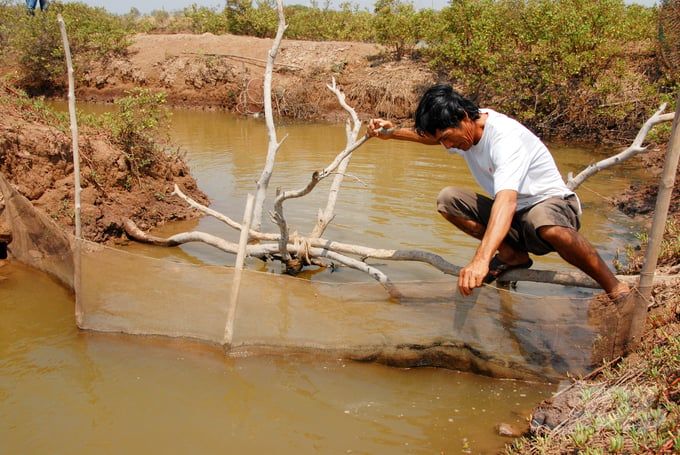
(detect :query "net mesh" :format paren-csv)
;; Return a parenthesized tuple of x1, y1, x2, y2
(76, 239, 633, 380)
(0, 171, 637, 381)
(0, 173, 73, 288)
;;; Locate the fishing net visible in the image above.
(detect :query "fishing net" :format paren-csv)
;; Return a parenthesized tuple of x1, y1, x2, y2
(0, 171, 639, 381)
(75, 238, 639, 381)
(0, 173, 73, 288)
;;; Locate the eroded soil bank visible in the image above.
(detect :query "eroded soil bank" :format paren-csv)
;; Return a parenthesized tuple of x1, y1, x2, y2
(0, 85, 207, 243)
(74, 33, 433, 122)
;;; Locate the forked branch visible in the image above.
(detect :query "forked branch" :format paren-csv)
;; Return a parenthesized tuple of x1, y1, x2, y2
(567, 104, 675, 190)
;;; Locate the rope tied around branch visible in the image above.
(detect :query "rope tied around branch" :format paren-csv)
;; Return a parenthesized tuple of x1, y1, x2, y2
(290, 231, 312, 265)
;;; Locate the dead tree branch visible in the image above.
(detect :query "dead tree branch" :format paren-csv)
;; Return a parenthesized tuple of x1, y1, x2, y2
(310, 77, 363, 238)
(252, 0, 287, 231)
(567, 104, 675, 190)
(123, 218, 398, 296)
(173, 184, 278, 241)
(271, 132, 372, 269)
(124, 216, 677, 291)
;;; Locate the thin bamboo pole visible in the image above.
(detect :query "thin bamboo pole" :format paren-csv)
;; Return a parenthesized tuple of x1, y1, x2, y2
(57, 14, 83, 326)
(631, 93, 680, 345)
(223, 193, 255, 346)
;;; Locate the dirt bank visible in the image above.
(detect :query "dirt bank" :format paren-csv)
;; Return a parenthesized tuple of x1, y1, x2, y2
(76, 33, 434, 122)
(616, 142, 680, 219)
(0, 85, 207, 243)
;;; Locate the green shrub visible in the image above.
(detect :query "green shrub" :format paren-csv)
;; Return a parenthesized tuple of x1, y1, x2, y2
(225, 0, 277, 38)
(103, 89, 169, 182)
(182, 4, 229, 34)
(423, 0, 660, 138)
(372, 0, 419, 60)
(0, 2, 23, 58)
(6, 1, 131, 95)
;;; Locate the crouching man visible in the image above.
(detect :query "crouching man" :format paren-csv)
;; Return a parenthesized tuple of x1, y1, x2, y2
(367, 84, 629, 300)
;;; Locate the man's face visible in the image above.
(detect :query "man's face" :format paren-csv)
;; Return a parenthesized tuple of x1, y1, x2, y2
(429, 117, 476, 151)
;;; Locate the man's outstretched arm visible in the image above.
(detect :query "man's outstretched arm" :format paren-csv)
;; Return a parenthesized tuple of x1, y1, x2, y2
(367, 119, 440, 145)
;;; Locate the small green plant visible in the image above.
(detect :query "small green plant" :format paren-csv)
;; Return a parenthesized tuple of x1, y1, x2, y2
(103, 89, 169, 186)
(580, 386, 594, 402)
(571, 422, 595, 448)
(615, 218, 680, 274)
(609, 434, 624, 453)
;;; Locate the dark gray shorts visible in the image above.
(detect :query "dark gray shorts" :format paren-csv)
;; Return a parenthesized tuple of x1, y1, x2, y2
(436, 187, 581, 255)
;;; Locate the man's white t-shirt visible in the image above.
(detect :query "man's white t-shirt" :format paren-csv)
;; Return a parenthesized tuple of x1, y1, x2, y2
(448, 109, 578, 212)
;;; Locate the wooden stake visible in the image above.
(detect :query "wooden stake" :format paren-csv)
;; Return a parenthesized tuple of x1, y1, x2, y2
(632, 92, 680, 345)
(223, 193, 255, 346)
(58, 14, 83, 326)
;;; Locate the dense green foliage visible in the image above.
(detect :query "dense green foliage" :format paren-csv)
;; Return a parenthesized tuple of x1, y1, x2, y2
(0, 1, 131, 95)
(285, 2, 373, 41)
(422, 0, 662, 135)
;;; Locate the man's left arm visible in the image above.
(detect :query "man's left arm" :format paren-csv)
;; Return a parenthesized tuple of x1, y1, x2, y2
(458, 189, 517, 296)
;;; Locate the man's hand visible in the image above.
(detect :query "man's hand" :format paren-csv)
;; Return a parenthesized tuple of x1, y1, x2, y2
(367, 118, 395, 139)
(458, 258, 489, 296)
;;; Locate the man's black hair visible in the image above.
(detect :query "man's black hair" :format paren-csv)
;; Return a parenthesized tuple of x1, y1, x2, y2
(414, 84, 480, 137)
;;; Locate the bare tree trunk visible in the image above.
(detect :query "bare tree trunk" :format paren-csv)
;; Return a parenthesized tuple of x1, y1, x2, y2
(251, 0, 287, 231)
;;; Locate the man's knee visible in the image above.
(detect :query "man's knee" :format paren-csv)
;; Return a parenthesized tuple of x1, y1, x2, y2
(436, 186, 470, 215)
(536, 225, 577, 246)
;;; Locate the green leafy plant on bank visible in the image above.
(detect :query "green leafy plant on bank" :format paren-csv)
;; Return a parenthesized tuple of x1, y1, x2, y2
(0, 1, 131, 95)
(102, 89, 170, 187)
(422, 0, 659, 138)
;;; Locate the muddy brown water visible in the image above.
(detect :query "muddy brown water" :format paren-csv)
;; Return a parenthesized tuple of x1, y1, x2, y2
(1, 105, 643, 453)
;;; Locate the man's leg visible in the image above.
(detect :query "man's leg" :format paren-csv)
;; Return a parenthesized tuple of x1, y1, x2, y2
(39, 0, 48, 11)
(436, 187, 530, 266)
(26, 0, 37, 10)
(537, 225, 629, 298)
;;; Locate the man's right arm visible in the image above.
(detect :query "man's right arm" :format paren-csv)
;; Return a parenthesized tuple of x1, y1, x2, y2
(367, 119, 440, 145)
